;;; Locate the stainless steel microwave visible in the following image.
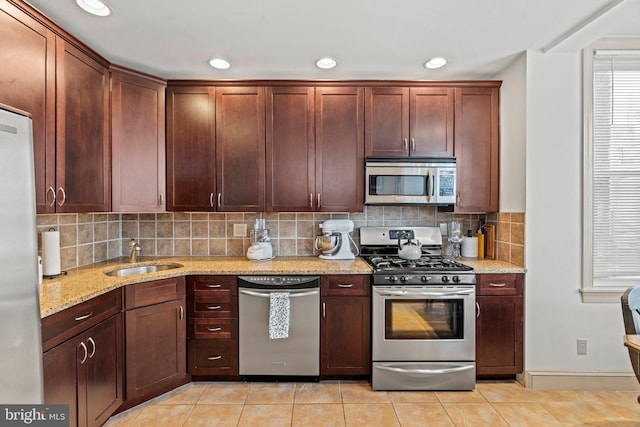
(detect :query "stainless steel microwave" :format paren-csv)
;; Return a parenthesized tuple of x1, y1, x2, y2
(365, 157, 456, 205)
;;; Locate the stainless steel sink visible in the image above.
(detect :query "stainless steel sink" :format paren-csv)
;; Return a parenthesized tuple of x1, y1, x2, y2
(104, 263, 183, 277)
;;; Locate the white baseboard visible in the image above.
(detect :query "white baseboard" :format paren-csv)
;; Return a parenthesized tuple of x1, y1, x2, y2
(522, 370, 640, 391)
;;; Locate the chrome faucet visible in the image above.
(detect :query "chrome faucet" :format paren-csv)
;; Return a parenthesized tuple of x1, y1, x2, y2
(129, 238, 141, 263)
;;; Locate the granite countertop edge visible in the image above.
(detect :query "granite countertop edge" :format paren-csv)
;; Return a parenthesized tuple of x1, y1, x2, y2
(39, 256, 525, 318)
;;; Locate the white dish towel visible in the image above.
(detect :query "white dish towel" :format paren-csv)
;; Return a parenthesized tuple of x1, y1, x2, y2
(269, 292, 290, 339)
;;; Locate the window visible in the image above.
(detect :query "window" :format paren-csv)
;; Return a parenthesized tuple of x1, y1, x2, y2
(583, 38, 640, 302)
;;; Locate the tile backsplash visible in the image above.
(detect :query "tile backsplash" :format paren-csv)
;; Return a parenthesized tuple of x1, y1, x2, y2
(36, 207, 524, 271)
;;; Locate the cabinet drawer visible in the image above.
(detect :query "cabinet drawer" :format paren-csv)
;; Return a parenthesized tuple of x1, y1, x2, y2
(189, 297, 236, 318)
(476, 274, 523, 296)
(321, 275, 370, 296)
(188, 319, 237, 339)
(188, 275, 237, 296)
(125, 277, 186, 309)
(188, 339, 238, 376)
(42, 289, 122, 351)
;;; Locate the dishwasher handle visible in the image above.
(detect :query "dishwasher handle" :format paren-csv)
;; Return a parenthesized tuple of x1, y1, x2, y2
(239, 289, 319, 298)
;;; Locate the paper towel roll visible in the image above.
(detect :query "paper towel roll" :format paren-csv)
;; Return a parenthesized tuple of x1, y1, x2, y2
(38, 256, 43, 284)
(42, 229, 61, 276)
(462, 236, 478, 258)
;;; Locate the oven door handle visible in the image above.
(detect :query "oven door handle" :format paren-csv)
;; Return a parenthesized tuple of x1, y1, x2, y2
(376, 364, 474, 375)
(239, 289, 319, 298)
(376, 289, 474, 297)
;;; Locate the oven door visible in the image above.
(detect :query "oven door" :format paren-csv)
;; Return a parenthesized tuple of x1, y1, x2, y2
(372, 285, 475, 362)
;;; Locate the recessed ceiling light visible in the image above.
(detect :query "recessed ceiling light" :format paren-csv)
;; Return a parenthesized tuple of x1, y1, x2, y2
(316, 58, 337, 69)
(209, 58, 231, 70)
(76, 0, 111, 17)
(425, 57, 448, 69)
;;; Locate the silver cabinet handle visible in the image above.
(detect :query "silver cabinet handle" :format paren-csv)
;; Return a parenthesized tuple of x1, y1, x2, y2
(317, 193, 321, 208)
(210, 192, 214, 208)
(309, 193, 313, 208)
(217, 193, 221, 208)
(206, 305, 222, 310)
(159, 193, 164, 205)
(205, 284, 222, 288)
(57, 187, 66, 207)
(79, 342, 88, 364)
(403, 138, 408, 152)
(322, 302, 326, 318)
(87, 337, 96, 359)
(207, 355, 222, 361)
(337, 284, 354, 288)
(74, 312, 93, 321)
(476, 302, 480, 318)
(47, 186, 56, 207)
(411, 137, 415, 152)
(179, 305, 184, 320)
(489, 283, 507, 287)
(206, 326, 222, 332)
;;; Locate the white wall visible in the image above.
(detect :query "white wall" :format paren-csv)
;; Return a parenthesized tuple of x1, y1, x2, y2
(495, 53, 526, 213)
(523, 49, 630, 375)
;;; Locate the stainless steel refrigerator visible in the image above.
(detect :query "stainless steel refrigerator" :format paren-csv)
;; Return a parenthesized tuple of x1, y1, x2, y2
(0, 104, 44, 403)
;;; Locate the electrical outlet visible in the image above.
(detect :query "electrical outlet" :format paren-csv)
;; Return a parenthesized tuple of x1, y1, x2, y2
(577, 339, 587, 355)
(439, 223, 448, 235)
(233, 223, 247, 237)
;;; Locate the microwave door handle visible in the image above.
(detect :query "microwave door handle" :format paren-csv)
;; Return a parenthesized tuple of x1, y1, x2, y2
(431, 172, 436, 198)
(425, 174, 430, 202)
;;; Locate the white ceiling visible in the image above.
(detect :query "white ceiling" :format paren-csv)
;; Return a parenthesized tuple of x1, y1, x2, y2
(25, 0, 640, 80)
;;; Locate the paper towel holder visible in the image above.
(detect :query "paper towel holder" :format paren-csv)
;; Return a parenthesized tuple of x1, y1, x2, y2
(42, 227, 67, 279)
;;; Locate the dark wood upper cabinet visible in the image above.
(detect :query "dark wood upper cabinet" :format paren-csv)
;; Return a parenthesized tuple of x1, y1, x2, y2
(166, 86, 216, 211)
(0, 1, 55, 213)
(315, 87, 364, 212)
(111, 68, 166, 212)
(55, 38, 110, 212)
(454, 87, 499, 213)
(365, 87, 453, 158)
(266, 86, 315, 212)
(215, 87, 265, 212)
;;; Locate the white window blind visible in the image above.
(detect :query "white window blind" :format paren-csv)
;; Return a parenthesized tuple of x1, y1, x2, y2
(591, 51, 640, 287)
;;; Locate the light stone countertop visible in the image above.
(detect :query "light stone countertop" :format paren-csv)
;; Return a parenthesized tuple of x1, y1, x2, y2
(38, 256, 525, 319)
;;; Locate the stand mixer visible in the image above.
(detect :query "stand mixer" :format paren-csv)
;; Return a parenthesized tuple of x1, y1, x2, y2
(314, 219, 359, 260)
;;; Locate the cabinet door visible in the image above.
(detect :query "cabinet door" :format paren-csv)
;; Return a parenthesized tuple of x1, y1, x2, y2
(315, 87, 364, 212)
(0, 1, 55, 213)
(454, 87, 499, 212)
(125, 299, 186, 400)
(55, 38, 110, 212)
(43, 337, 79, 427)
(409, 87, 454, 157)
(111, 70, 166, 212)
(84, 314, 123, 427)
(216, 86, 265, 212)
(476, 295, 523, 376)
(365, 87, 409, 157)
(321, 296, 370, 376)
(166, 86, 216, 211)
(266, 86, 315, 211)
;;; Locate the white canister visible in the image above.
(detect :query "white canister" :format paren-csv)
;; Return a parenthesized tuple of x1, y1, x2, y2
(462, 236, 479, 258)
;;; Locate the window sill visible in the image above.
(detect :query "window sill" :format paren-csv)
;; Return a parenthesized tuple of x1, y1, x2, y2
(580, 288, 627, 303)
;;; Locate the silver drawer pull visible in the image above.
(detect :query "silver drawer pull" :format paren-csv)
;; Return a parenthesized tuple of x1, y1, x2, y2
(206, 305, 222, 310)
(206, 327, 222, 332)
(74, 312, 93, 321)
(205, 284, 222, 288)
(337, 284, 354, 288)
(489, 283, 507, 287)
(207, 355, 222, 361)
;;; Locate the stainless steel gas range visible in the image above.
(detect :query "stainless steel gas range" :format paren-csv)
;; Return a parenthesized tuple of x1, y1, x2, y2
(360, 226, 476, 391)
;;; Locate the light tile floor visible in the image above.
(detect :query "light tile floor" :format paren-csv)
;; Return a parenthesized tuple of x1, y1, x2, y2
(104, 380, 640, 426)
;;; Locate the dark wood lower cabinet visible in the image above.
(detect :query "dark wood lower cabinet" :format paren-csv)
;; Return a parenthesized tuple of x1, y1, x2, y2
(320, 275, 371, 377)
(475, 273, 524, 377)
(43, 313, 123, 427)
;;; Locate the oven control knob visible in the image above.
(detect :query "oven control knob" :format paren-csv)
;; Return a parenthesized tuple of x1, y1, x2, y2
(441, 276, 450, 283)
(388, 276, 397, 283)
(421, 276, 430, 283)
(452, 276, 460, 283)
(399, 276, 408, 283)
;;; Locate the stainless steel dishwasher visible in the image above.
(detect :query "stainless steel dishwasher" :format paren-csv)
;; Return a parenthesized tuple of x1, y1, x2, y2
(238, 276, 320, 378)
